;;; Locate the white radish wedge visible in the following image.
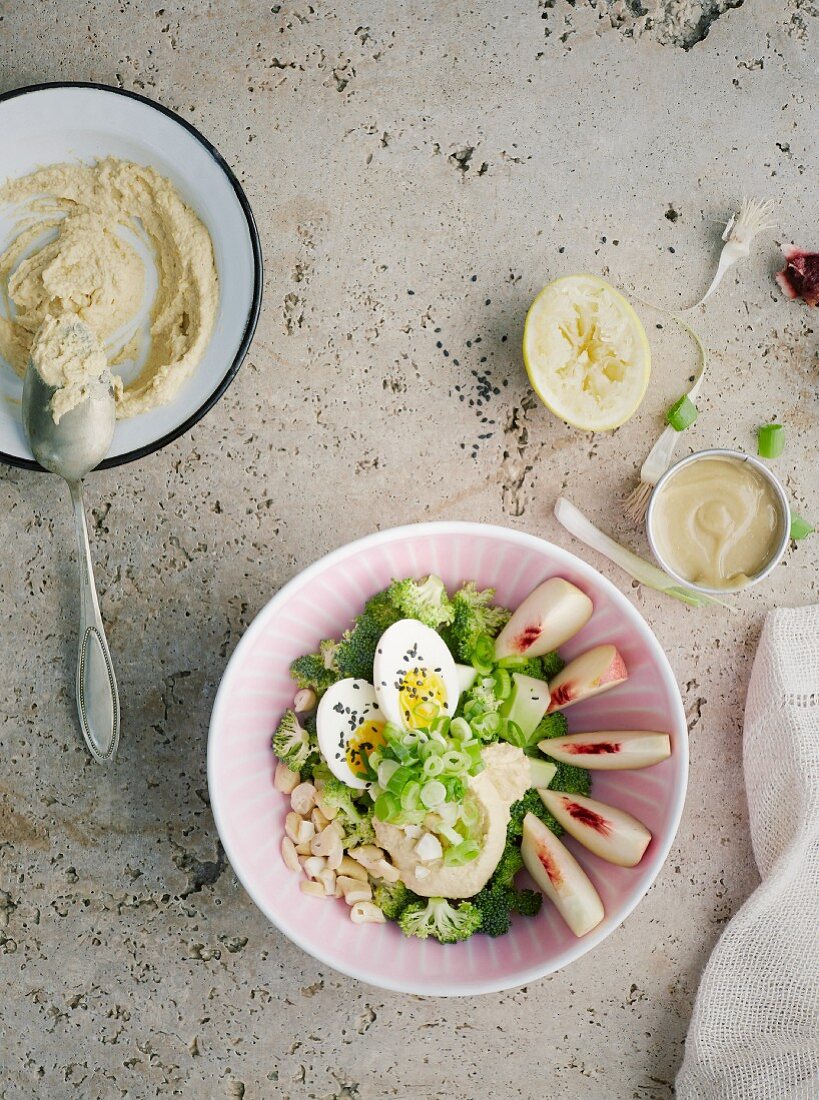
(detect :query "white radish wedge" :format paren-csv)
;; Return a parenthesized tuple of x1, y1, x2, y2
(521, 812, 604, 937)
(538, 789, 651, 867)
(538, 730, 671, 770)
(502, 673, 552, 739)
(494, 578, 593, 660)
(547, 644, 627, 712)
(529, 758, 558, 789)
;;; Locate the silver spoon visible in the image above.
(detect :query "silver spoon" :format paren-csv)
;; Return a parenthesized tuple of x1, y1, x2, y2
(22, 326, 120, 764)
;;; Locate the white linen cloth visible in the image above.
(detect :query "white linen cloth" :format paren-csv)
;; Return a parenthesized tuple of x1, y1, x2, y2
(676, 605, 819, 1099)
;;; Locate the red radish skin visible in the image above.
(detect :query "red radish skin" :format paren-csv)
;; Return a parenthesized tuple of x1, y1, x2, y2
(516, 625, 542, 651)
(547, 645, 628, 712)
(564, 800, 611, 836)
(566, 742, 620, 755)
(537, 847, 564, 887)
(521, 813, 605, 936)
(549, 684, 574, 708)
(494, 578, 593, 660)
(539, 789, 651, 867)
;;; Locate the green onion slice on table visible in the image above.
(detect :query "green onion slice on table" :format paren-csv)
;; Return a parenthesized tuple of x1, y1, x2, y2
(757, 423, 785, 459)
(665, 395, 698, 432)
(790, 515, 814, 541)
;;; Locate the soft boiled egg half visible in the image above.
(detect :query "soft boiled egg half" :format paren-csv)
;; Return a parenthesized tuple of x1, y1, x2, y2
(374, 619, 459, 731)
(316, 679, 387, 790)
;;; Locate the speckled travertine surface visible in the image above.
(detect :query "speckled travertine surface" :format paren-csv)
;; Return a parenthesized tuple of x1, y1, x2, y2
(1, 3, 817, 1098)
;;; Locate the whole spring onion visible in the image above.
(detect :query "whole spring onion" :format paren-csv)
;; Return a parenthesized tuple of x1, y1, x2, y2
(757, 423, 785, 459)
(666, 394, 698, 432)
(554, 496, 736, 611)
(790, 514, 814, 541)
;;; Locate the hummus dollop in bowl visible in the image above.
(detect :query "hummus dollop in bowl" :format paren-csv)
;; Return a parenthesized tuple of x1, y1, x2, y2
(208, 523, 688, 996)
(0, 83, 261, 470)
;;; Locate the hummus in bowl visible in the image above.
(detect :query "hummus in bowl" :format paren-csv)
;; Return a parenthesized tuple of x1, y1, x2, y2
(0, 83, 261, 470)
(0, 157, 218, 421)
(374, 744, 530, 898)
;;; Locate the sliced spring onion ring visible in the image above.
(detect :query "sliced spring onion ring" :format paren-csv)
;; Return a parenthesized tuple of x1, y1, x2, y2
(377, 759, 399, 787)
(443, 838, 480, 866)
(449, 717, 471, 740)
(492, 668, 512, 700)
(421, 780, 446, 809)
(757, 423, 785, 458)
(790, 514, 814, 541)
(666, 394, 698, 432)
(470, 634, 495, 673)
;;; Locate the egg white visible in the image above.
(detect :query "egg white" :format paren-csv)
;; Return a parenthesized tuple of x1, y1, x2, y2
(316, 678, 386, 790)
(373, 619, 459, 731)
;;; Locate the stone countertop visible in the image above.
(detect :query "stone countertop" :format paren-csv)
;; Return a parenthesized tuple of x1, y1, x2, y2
(1, 2, 816, 1098)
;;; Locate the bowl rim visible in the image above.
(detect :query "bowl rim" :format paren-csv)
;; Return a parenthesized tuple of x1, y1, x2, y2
(646, 447, 792, 595)
(0, 80, 263, 473)
(207, 521, 689, 997)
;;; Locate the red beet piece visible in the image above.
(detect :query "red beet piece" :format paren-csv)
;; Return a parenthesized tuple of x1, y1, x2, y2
(776, 246, 819, 307)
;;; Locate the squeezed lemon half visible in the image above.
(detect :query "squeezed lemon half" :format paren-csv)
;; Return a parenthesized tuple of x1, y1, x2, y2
(523, 274, 651, 431)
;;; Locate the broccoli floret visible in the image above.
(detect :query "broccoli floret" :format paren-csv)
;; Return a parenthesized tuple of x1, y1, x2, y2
(509, 888, 542, 917)
(472, 882, 513, 937)
(500, 652, 565, 682)
(290, 652, 338, 698)
(388, 575, 454, 631)
(467, 675, 502, 711)
(272, 710, 315, 772)
(312, 764, 376, 846)
(472, 839, 542, 936)
(492, 838, 524, 888)
(319, 637, 340, 671)
(398, 896, 482, 944)
(334, 590, 402, 681)
(373, 880, 417, 921)
(551, 761, 592, 800)
(498, 651, 565, 682)
(539, 650, 565, 681)
(502, 658, 547, 680)
(343, 813, 376, 848)
(532, 712, 569, 742)
(508, 787, 562, 840)
(446, 582, 511, 662)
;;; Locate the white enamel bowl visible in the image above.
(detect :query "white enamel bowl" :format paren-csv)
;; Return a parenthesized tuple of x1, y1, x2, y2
(0, 82, 262, 470)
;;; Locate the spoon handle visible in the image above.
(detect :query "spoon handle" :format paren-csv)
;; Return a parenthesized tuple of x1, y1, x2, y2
(69, 479, 120, 763)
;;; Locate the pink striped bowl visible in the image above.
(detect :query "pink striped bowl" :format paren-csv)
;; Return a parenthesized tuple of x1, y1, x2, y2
(208, 523, 687, 996)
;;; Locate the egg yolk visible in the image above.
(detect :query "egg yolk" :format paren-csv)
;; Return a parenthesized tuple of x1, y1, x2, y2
(398, 667, 447, 730)
(346, 719, 386, 779)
